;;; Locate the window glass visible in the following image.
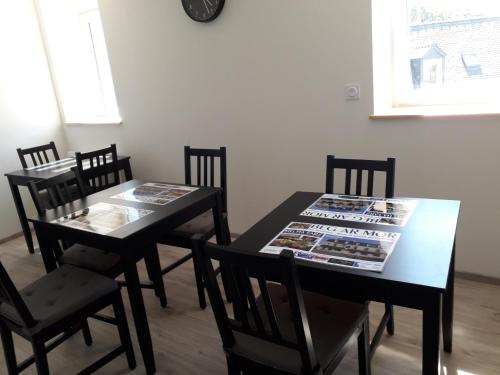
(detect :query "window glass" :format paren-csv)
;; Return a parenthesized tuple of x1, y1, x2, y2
(36, 0, 120, 124)
(372, 0, 500, 113)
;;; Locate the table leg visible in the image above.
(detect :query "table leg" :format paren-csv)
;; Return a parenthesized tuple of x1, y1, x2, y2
(191, 239, 207, 309)
(7, 176, 34, 254)
(122, 249, 156, 375)
(144, 245, 167, 308)
(443, 240, 455, 353)
(33, 224, 57, 272)
(385, 303, 395, 335)
(422, 294, 441, 375)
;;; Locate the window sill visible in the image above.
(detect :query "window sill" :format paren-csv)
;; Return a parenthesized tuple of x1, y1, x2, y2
(370, 105, 500, 120)
(64, 119, 123, 126)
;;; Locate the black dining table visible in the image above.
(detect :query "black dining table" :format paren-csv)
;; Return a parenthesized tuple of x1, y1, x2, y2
(230, 192, 460, 375)
(28, 179, 228, 375)
(5, 155, 133, 254)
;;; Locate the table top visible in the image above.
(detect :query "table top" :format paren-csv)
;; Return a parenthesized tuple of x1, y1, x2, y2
(232, 192, 461, 291)
(4, 155, 131, 181)
(29, 179, 220, 241)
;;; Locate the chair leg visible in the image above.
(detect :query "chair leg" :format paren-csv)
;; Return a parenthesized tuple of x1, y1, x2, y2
(113, 294, 137, 370)
(0, 323, 18, 375)
(385, 303, 395, 335)
(191, 246, 207, 309)
(222, 216, 232, 246)
(357, 319, 371, 375)
(145, 245, 168, 308)
(81, 319, 93, 346)
(32, 341, 49, 375)
(220, 262, 232, 303)
(226, 356, 240, 375)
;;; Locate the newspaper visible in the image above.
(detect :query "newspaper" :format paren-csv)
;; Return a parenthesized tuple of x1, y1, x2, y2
(260, 222, 400, 272)
(301, 194, 417, 227)
(24, 158, 74, 171)
(25, 155, 115, 173)
(110, 182, 198, 205)
(50, 155, 114, 173)
(52, 202, 153, 235)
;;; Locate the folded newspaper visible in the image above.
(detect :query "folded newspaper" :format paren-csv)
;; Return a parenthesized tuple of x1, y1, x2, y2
(301, 194, 417, 226)
(52, 202, 153, 235)
(260, 222, 400, 272)
(111, 182, 198, 206)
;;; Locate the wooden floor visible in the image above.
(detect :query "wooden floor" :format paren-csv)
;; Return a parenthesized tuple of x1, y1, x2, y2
(0, 235, 499, 375)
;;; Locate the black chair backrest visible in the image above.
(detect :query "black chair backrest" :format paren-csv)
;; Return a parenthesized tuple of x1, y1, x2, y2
(193, 240, 319, 374)
(17, 141, 60, 169)
(28, 171, 86, 215)
(325, 155, 396, 198)
(75, 144, 120, 194)
(0, 262, 37, 328)
(184, 146, 227, 213)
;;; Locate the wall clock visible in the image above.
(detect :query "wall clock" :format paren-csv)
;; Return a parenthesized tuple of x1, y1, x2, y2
(182, 0, 225, 22)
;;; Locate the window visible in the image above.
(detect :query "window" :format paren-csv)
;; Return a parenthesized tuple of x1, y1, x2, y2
(35, 0, 120, 124)
(462, 53, 483, 77)
(410, 44, 446, 88)
(372, 0, 500, 116)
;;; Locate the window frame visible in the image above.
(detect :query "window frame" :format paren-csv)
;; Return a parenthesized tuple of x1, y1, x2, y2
(34, 0, 121, 125)
(371, 0, 500, 117)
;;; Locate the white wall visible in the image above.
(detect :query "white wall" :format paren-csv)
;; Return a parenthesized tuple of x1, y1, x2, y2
(0, 0, 66, 238)
(63, 0, 500, 278)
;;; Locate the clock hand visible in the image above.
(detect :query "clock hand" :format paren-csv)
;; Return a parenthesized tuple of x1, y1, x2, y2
(202, 0, 210, 13)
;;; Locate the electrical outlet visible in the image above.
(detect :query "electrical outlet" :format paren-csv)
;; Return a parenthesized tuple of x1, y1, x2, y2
(344, 83, 361, 100)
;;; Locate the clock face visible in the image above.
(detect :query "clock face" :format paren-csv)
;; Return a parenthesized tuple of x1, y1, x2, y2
(182, 0, 225, 23)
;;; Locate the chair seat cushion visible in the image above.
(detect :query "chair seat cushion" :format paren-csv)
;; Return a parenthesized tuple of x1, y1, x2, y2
(0, 265, 119, 332)
(58, 244, 121, 276)
(169, 210, 227, 238)
(230, 283, 367, 374)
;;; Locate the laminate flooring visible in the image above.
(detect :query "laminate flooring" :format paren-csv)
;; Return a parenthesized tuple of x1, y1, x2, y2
(0, 235, 498, 374)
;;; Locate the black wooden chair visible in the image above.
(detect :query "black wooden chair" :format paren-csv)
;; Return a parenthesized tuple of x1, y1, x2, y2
(28, 171, 167, 308)
(325, 155, 395, 197)
(325, 155, 396, 350)
(17, 141, 60, 169)
(0, 262, 135, 375)
(192, 237, 371, 375)
(74, 144, 121, 194)
(158, 146, 231, 309)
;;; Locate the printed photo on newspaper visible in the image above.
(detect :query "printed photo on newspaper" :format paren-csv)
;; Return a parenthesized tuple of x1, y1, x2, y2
(110, 182, 198, 206)
(301, 194, 417, 226)
(260, 222, 400, 272)
(52, 202, 153, 235)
